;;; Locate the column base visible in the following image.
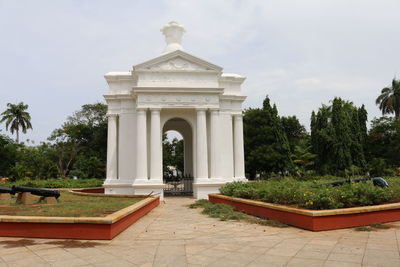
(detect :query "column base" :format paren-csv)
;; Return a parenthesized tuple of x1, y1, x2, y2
(132, 181, 165, 200)
(103, 181, 135, 195)
(103, 179, 165, 199)
(232, 177, 248, 182)
(193, 180, 226, 200)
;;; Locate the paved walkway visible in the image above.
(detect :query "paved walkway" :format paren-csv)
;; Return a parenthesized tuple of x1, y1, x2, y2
(1, 197, 400, 266)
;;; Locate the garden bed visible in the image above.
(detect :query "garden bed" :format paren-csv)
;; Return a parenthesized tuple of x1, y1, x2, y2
(209, 193, 400, 231)
(0, 190, 159, 239)
(0, 191, 143, 217)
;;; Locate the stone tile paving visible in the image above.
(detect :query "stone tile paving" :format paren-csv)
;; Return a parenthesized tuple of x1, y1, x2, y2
(1, 197, 400, 266)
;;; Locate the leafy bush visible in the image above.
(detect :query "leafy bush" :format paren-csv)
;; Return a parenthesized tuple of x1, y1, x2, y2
(219, 177, 400, 210)
(4, 178, 104, 188)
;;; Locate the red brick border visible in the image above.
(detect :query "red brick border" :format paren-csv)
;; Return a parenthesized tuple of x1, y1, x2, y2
(0, 196, 159, 239)
(209, 194, 400, 231)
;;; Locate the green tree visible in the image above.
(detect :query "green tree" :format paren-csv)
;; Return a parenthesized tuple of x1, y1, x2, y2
(162, 135, 184, 175)
(49, 103, 107, 178)
(376, 79, 400, 120)
(172, 138, 184, 174)
(244, 96, 292, 179)
(11, 143, 58, 179)
(281, 115, 307, 152)
(0, 134, 18, 177)
(331, 98, 352, 171)
(310, 106, 335, 173)
(358, 105, 368, 145)
(291, 138, 316, 176)
(349, 108, 366, 169)
(163, 133, 174, 173)
(49, 127, 82, 178)
(0, 102, 33, 143)
(366, 117, 400, 174)
(311, 98, 367, 174)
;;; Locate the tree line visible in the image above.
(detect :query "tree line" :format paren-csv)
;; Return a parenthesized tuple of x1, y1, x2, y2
(244, 78, 400, 178)
(1, 78, 399, 180)
(0, 103, 107, 180)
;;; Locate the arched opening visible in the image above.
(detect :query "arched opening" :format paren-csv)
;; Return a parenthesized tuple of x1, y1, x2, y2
(163, 130, 184, 177)
(163, 118, 193, 196)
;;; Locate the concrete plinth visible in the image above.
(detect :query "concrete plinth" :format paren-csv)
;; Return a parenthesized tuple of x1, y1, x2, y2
(16, 192, 35, 205)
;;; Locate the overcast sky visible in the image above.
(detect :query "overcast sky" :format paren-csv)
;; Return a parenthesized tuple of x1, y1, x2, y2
(1, 0, 399, 144)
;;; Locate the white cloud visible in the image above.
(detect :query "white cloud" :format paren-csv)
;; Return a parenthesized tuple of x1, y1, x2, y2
(294, 78, 321, 86)
(0, 0, 399, 141)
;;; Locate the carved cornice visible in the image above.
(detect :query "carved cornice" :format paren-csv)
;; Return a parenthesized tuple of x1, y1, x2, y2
(132, 87, 223, 94)
(103, 93, 135, 100)
(219, 74, 246, 84)
(220, 95, 247, 101)
(104, 72, 134, 82)
(136, 93, 219, 109)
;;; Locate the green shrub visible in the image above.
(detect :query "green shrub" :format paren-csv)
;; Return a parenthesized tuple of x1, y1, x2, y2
(219, 177, 400, 210)
(4, 178, 104, 188)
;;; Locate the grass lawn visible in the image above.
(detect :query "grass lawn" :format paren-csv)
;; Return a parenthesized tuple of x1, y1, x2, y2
(0, 191, 143, 217)
(189, 199, 288, 228)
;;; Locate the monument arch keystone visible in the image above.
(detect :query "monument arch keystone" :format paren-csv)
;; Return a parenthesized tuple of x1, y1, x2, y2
(103, 21, 247, 199)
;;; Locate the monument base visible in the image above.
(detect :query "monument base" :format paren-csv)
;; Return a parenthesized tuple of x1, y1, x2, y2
(104, 178, 242, 200)
(132, 181, 164, 200)
(232, 177, 248, 182)
(193, 180, 227, 200)
(103, 180, 135, 195)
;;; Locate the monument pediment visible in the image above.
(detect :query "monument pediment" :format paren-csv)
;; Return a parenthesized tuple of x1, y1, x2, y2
(133, 50, 223, 73)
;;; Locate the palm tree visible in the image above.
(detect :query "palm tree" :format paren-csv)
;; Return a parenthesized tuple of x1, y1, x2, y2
(376, 79, 400, 120)
(0, 102, 33, 143)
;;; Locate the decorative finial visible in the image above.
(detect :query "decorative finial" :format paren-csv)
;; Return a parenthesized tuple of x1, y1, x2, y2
(160, 21, 186, 54)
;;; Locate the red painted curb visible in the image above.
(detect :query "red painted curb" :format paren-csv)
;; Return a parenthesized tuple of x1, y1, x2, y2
(209, 195, 400, 231)
(110, 197, 159, 239)
(0, 197, 160, 239)
(73, 188, 105, 193)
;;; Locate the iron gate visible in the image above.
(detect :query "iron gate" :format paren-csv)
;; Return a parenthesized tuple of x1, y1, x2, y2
(163, 174, 193, 196)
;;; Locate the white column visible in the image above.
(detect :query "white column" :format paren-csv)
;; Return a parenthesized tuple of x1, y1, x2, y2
(136, 108, 148, 180)
(150, 108, 162, 181)
(209, 109, 220, 179)
(233, 114, 246, 180)
(196, 108, 209, 179)
(219, 112, 234, 180)
(106, 114, 118, 180)
(118, 103, 136, 181)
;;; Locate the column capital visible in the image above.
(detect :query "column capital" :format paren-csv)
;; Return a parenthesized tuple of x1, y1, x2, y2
(233, 113, 243, 119)
(107, 113, 119, 118)
(196, 107, 208, 112)
(136, 108, 147, 113)
(209, 108, 220, 114)
(150, 108, 161, 113)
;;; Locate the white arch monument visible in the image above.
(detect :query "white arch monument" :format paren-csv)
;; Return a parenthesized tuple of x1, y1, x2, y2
(103, 22, 247, 199)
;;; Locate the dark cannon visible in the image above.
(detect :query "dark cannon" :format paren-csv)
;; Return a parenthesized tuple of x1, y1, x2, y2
(11, 185, 61, 199)
(0, 186, 14, 194)
(319, 176, 389, 188)
(372, 177, 389, 187)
